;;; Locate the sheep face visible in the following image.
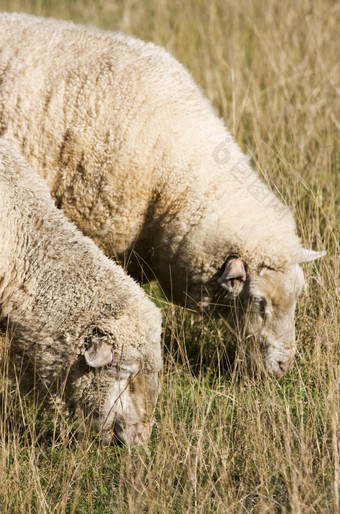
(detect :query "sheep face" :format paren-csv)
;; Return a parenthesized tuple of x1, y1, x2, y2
(78, 364, 160, 446)
(235, 264, 305, 377)
(187, 261, 305, 377)
(75, 311, 162, 445)
(185, 243, 325, 377)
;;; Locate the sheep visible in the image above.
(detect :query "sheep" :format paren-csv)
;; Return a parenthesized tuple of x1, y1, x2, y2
(0, 138, 162, 445)
(0, 13, 325, 377)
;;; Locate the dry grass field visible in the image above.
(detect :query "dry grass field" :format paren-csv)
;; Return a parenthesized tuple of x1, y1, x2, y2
(0, 0, 339, 512)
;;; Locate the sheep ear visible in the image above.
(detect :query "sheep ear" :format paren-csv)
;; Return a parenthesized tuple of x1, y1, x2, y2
(299, 249, 326, 263)
(116, 363, 140, 379)
(217, 257, 246, 294)
(84, 340, 113, 368)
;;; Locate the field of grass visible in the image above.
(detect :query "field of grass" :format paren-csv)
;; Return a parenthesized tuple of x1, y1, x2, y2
(0, 0, 339, 512)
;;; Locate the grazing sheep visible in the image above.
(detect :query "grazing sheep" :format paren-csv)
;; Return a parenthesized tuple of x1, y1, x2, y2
(0, 13, 325, 377)
(0, 139, 162, 445)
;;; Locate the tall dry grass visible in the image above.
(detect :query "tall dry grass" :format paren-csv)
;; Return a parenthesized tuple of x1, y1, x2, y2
(0, 0, 339, 512)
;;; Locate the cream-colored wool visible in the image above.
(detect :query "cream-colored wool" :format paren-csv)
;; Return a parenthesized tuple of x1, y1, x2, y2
(0, 139, 162, 445)
(0, 13, 325, 376)
(0, 13, 301, 272)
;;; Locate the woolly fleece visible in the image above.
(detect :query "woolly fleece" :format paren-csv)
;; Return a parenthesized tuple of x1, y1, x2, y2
(0, 13, 303, 304)
(0, 138, 162, 435)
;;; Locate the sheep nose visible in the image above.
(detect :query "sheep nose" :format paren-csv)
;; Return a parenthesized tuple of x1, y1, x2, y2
(113, 421, 152, 445)
(277, 357, 294, 376)
(278, 361, 289, 374)
(122, 423, 152, 445)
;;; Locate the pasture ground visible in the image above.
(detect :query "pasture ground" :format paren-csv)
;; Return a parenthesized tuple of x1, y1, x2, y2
(0, 0, 339, 512)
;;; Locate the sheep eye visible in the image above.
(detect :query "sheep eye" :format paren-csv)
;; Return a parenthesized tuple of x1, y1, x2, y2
(252, 297, 266, 310)
(93, 327, 107, 338)
(84, 327, 108, 349)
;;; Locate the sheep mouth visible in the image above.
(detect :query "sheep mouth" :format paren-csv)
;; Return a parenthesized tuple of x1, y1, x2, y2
(99, 428, 151, 447)
(100, 430, 131, 447)
(99, 430, 116, 446)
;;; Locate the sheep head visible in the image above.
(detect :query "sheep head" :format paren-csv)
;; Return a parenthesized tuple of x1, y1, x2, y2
(71, 304, 162, 446)
(186, 249, 325, 377)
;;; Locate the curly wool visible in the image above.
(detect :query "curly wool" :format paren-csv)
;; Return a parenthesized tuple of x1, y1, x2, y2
(0, 138, 162, 393)
(0, 13, 302, 302)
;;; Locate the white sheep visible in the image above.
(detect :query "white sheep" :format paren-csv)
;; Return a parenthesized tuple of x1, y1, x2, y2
(0, 13, 325, 377)
(0, 138, 162, 445)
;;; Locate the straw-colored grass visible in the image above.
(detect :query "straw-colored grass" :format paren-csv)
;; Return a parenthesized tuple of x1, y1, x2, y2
(0, 0, 338, 512)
